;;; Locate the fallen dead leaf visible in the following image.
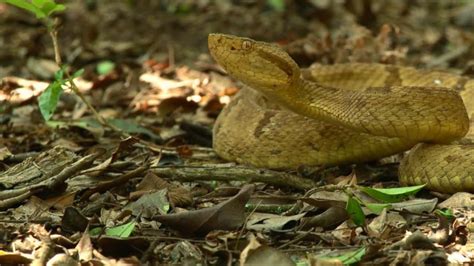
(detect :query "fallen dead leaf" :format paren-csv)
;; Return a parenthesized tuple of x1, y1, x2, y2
(367, 208, 406, 239)
(240, 234, 294, 266)
(244, 246, 295, 265)
(125, 189, 170, 218)
(438, 192, 474, 209)
(76, 229, 93, 262)
(301, 207, 349, 230)
(246, 212, 306, 231)
(155, 184, 254, 236)
(61, 207, 89, 233)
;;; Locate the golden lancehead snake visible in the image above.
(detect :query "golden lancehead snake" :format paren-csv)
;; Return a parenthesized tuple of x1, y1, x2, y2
(208, 33, 474, 193)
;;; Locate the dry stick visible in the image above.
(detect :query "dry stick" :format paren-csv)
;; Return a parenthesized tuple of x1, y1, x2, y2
(46, 152, 98, 189)
(151, 165, 318, 191)
(5, 152, 39, 163)
(0, 153, 99, 210)
(0, 191, 35, 210)
(0, 186, 32, 200)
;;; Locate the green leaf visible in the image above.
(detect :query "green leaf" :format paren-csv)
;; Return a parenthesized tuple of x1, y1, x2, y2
(267, 0, 285, 12)
(295, 261, 309, 266)
(71, 68, 84, 79)
(108, 118, 162, 141)
(38, 81, 63, 121)
(31, 0, 46, 7)
(365, 203, 392, 215)
(43, 2, 64, 15)
(38, 69, 66, 121)
(317, 247, 366, 265)
(96, 60, 115, 75)
(32, 0, 65, 16)
(359, 184, 425, 203)
(435, 208, 455, 220)
(54, 68, 64, 81)
(105, 221, 136, 238)
(89, 227, 102, 237)
(4, 0, 46, 18)
(346, 196, 365, 227)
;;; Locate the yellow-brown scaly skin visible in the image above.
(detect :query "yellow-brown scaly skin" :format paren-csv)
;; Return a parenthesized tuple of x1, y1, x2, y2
(209, 33, 474, 193)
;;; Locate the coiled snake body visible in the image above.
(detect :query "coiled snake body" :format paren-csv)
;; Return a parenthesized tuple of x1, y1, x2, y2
(208, 33, 474, 193)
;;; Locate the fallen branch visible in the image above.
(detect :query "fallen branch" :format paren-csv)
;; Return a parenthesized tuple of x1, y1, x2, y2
(0, 152, 99, 210)
(151, 164, 318, 190)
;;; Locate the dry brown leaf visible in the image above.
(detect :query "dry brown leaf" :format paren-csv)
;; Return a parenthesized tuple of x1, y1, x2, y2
(76, 230, 93, 262)
(155, 185, 254, 236)
(240, 235, 294, 266)
(246, 212, 306, 231)
(438, 192, 474, 209)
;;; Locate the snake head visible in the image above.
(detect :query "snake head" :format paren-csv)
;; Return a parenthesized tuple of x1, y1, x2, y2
(208, 33, 300, 95)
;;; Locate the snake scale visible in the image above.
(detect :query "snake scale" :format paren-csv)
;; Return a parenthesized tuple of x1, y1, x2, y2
(208, 33, 474, 193)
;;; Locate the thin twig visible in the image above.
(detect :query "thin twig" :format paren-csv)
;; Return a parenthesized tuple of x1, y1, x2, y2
(80, 164, 149, 200)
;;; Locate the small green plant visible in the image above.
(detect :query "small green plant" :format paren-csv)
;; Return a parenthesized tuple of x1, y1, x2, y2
(105, 221, 136, 238)
(2, 0, 65, 19)
(435, 208, 455, 220)
(346, 196, 366, 227)
(267, 0, 285, 12)
(359, 184, 425, 203)
(2, 0, 108, 125)
(38, 68, 83, 120)
(345, 184, 426, 227)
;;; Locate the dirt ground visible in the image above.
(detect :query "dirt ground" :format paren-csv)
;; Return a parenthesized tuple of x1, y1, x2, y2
(1, 0, 474, 265)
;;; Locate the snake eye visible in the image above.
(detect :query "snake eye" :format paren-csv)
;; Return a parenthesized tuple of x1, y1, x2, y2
(242, 40, 252, 50)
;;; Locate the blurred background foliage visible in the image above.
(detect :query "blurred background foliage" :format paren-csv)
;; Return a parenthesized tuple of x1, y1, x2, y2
(1, 0, 473, 78)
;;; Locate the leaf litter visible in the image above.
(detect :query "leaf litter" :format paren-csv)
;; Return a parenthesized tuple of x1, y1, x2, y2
(0, 1, 474, 265)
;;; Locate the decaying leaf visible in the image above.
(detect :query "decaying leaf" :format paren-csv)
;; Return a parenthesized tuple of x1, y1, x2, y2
(125, 189, 170, 218)
(240, 234, 294, 266)
(155, 185, 254, 235)
(246, 212, 306, 231)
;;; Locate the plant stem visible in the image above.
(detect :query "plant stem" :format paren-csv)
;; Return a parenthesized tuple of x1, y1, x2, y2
(46, 18, 165, 149)
(49, 27, 62, 66)
(47, 18, 117, 130)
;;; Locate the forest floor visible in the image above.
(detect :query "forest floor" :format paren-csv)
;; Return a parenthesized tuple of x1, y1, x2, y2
(1, 1, 474, 265)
